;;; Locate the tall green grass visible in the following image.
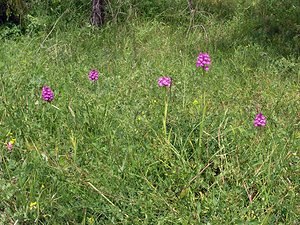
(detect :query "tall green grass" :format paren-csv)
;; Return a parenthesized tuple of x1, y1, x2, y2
(0, 2, 299, 224)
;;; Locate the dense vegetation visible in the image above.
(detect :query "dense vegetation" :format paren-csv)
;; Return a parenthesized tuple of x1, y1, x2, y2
(0, 0, 299, 224)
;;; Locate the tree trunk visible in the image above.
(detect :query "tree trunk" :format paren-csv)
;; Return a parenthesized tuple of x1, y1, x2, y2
(187, 0, 194, 14)
(91, 0, 105, 26)
(0, 0, 27, 25)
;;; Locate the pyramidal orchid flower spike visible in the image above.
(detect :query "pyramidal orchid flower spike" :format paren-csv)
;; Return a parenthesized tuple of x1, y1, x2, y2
(196, 52, 211, 71)
(254, 113, 266, 127)
(158, 77, 172, 87)
(42, 86, 54, 102)
(157, 76, 172, 139)
(89, 69, 99, 81)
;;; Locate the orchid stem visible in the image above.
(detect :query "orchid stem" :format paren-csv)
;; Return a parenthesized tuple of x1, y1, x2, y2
(163, 88, 169, 139)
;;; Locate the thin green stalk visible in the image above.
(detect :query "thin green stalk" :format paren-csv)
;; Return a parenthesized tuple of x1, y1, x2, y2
(163, 88, 169, 138)
(198, 94, 206, 158)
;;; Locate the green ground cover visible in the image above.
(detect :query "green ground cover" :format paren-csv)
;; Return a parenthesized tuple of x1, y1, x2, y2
(0, 1, 299, 224)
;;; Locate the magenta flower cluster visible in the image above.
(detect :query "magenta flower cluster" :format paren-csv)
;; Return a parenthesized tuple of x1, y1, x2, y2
(196, 52, 211, 71)
(7, 142, 13, 151)
(41, 86, 54, 102)
(89, 69, 99, 81)
(158, 77, 172, 87)
(254, 113, 266, 127)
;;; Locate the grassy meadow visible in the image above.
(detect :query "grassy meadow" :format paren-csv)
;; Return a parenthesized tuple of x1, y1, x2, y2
(0, 1, 299, 224)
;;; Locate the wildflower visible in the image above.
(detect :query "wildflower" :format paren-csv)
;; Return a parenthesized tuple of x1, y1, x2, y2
(158, 77, 172, 87)
(158, 77, 172, 138)
(88, 217, 95, 224)
(42, 86, 54, 102)
(254, 113, 266, 127)
(193, 99, 199, 105)
(196, 52, 211, 71)
(7, 141, 13, 151)
(6, 138, 15, 151)
(89, 69, 99, 81)
(29, 202, 37, 210)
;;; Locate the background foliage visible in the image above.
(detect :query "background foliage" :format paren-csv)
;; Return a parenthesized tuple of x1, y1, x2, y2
(1, 0, 299, 55)
(0, 0, 27, 24)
